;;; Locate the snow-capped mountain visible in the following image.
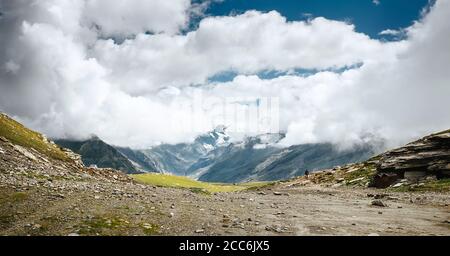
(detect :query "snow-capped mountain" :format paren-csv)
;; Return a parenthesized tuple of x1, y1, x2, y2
(113, 127, 379, 183)
(118, 126, 232, 176)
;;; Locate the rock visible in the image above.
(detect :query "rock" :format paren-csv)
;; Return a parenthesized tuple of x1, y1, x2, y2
(195, 229, 205, 234)
(265, 225, 289, 233)
(371, 200, 387, 207)
(169, 212, 174, 218)
(142, 223, 154, 230)
(13, 145, 37, 161)
(371, 173, 400, 189)
(257, 191, 266, 195)
(392, 182, 404, 188)
(67, 233, 80, 236)
(374, 194, 388, 199)
(374, 130, 450, 180)
(349, 177, 365, 184)
(368, 233, 380, 236)
(273, 192, 283, 196)
(32, 224, 42, 229)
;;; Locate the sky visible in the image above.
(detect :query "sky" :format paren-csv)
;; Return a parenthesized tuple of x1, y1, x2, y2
(0, 0, 449, 150)
(204, 0, 430, 39)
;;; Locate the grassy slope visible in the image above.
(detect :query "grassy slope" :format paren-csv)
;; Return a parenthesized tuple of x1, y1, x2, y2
(131, 173, 269, 193)
(0, 113, 70, 162)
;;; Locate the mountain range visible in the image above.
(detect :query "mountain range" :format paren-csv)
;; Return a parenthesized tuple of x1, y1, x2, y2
(54, 126, 379, 182)
(54, 136, 142, 174)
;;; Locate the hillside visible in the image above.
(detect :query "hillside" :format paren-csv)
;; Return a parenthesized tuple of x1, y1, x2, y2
(127, 130, 377, 183)
(54, 137, 141, 174)
(286, 129, 450, 192)
(199, 141, 377, 183)
(0, 113, 72, 163)
(0, 114, 449, 236)
(131, 173, 269, 193)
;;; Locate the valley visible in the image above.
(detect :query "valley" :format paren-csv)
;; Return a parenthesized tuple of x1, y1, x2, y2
(1, 113, 449, 236)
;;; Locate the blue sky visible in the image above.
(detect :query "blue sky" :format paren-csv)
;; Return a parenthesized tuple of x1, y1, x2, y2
(203, 0, 430, 39)
(200, 0, 431, 82)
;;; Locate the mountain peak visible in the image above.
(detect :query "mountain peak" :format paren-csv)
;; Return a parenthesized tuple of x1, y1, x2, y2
(213, 125, 227, 134)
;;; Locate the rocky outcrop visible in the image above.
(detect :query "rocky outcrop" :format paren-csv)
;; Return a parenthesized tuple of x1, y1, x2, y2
(60, 148, 84, 168)
(371, 130, 450, 188)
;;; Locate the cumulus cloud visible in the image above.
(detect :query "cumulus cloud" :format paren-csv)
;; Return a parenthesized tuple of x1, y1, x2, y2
(83, 0, 191, 36)
(92, 11, 386, 95)
(0, 0, 449, 150)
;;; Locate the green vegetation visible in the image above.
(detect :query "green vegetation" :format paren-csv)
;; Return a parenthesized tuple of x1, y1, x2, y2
(0, 191, 28, 229)
(0, 114, 70, 161)
(304, 161, 378, 187)
(131, 173, 269, 193)
(0, 191, 28, 204)
(10, 192, 28, 202)
(341, 163, 377, 184)
(140, 222, 159, 235)
(78, 215, 131, 236)
(390, 178, 450, 192)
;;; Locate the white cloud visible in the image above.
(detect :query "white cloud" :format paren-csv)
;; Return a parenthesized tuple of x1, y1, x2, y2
(379, 29, 402, 36)
(0, 0, 449, 150)
(92, 11, 387, 95)
(83, 0, 191, 36)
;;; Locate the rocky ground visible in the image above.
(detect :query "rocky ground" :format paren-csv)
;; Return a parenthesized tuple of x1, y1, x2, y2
(1, 137, 449, 236)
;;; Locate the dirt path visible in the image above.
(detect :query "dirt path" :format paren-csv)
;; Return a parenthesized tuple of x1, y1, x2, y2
(1, 175, 449, 236)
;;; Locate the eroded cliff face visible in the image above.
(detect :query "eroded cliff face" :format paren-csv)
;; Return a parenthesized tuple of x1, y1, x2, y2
(372, 130, 450, 188)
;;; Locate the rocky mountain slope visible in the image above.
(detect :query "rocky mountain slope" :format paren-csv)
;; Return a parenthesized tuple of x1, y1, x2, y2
(288, 129, 450, 191)
(54, 137, 141, 174)
(202, 142, 377, 183)
(51, 122, 377, 182)
(371, 129, 450, 188)
(1, 113, 449, 236)
(137, 126, 232, 176)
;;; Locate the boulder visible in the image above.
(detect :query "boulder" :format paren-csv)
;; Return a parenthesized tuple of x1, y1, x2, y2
(374, 130, 450, 181)
(371, 173, 401, 188)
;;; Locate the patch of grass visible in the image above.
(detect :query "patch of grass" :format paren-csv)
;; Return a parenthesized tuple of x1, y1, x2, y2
(78, 215, 130, 236)
(244, 181, 278, 191)
(0, 214, 14, 226)
(341, 163, 377, 184)
(140, 222, 159, 235)
(390, 179, 450, 192)
(189, 187, 211, 195)
(0, 191, 28, 204)
(32, 216, 59, 233)
(304, 162, 377, 187)
(131, 173, 269, 193)
(10, 192, 28, 202)
(0, 113, 71, 162)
